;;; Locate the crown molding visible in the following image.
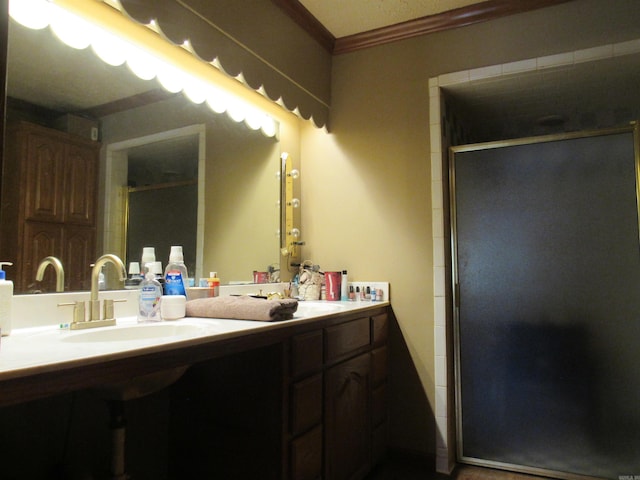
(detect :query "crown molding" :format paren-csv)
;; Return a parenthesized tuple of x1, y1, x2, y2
(274, 0, 575, 55)
(270, 0, 335, 53)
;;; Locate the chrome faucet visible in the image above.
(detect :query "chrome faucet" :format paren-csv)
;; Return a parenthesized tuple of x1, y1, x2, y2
(89, 254, 127, 322)
(35, 256, 65, 292)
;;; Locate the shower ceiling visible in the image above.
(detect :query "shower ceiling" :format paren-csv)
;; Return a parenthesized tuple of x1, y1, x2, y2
(442, 51, 640, 141)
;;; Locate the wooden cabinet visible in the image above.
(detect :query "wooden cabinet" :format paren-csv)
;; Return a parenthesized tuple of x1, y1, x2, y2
(325, 353, 371, 480)
(0, 121, 100, 292)
(286, 310, 389, 480)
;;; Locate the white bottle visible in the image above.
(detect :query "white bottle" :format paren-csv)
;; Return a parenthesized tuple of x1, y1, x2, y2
(164, 246, 189, 298)
(0, 262, 13, 336)
(340, 270, 348, 301)
(141, 247, 156, 274)
(138, 271, 163, 323)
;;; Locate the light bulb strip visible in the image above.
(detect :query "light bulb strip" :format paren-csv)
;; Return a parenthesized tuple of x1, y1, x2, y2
(11, 0, 278, 138)
(283, 153, 300, 258)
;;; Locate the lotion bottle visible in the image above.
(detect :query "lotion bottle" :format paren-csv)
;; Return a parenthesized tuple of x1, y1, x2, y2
(340, 270, 348, 301)
(0, 262, 13, 336)
(138, 271, 163, 323)
(164, 246, 189, 297)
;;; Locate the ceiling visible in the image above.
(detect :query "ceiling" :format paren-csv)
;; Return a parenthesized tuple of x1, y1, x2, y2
(298, 0, 485, 38)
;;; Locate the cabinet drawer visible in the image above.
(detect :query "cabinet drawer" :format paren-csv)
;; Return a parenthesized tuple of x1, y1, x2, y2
(290, 425, 323, 480)
(372, 312, 389, 346)
(291, 330, 323, 378)
(325, 317, 370, 363)
(291, 374, 323, 436)
(371, 346, 388, 386)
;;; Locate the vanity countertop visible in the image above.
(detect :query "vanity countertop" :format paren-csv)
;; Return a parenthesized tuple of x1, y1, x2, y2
(0, 299, 390, 407)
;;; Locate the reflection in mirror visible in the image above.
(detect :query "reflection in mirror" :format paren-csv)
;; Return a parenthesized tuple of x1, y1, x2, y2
(123, 131, 200, 277)
(2, 2, 282, 293)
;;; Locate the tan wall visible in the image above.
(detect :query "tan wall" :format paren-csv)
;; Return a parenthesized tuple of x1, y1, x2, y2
(299, 0, 640, 458)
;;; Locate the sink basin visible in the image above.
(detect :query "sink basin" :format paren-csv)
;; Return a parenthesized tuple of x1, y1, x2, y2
(61, 323, 203, 343)
(295, 301, 345, 317)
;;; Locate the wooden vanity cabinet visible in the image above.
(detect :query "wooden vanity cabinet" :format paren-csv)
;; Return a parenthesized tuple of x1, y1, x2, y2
(286, 310, 389, 480)
(0, 121, 99, 292)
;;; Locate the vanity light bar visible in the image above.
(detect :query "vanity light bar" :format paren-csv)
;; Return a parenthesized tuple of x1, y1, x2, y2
(9, 0, 278, 138)
(282, 152, 301, 258)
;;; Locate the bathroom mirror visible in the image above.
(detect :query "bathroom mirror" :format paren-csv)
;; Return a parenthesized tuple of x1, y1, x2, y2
(3, 8, 282, 292)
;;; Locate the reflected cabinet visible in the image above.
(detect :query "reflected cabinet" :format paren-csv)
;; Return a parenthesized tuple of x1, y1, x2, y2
(0, 121, 99, 292)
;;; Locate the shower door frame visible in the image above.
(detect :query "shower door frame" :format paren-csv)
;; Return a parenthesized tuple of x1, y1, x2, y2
(449, 123, 640, 479)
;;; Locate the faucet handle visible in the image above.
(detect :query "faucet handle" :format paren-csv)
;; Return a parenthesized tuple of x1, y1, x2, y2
(103, 298, 128, 321)
(103, 299, 114, 321)
(57, 301, 87, 325)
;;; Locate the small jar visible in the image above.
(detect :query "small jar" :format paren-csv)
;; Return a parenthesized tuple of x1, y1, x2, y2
(161, 295, 186, 320)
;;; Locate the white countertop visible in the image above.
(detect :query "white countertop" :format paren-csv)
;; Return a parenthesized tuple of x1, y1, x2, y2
(0, 299, 389, 382)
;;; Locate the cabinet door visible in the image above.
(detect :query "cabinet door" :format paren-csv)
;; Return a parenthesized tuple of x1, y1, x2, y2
(22, 221, 63, 292)
(63, 226, 95, 291)
(64, 142, 98, 225)
(324, 353, 371, 480)
(24, 132, 64, 222)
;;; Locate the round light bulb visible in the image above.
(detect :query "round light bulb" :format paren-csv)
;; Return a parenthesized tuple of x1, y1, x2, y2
(261, 117, 277, 138)
(157, 61, 185, 93)
(126, 46, 158, 81)
(50, 6, 93, 50)
(92, 29, 128, 66)
(10, 0, 51, 30)
(183, 76, 209, 104)
(206, 88, 228, 114)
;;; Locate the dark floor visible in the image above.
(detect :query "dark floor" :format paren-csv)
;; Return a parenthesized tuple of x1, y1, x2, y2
(365, 457, 555, 480)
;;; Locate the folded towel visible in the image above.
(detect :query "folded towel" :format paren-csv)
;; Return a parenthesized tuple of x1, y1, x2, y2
(185, 295, 298, 322)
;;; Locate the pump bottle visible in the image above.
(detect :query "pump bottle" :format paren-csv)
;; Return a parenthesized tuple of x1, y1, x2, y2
(164, 246, 189, 297)
(0, 262, 13, 336)
(138, 271, 163, 323)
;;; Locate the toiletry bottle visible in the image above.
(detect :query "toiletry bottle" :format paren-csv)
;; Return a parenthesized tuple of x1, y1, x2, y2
(164, 246, 189, 297)
(141, 247, 156, 274)
(125, 262, 142, 289)
(149, 261, 166, 293)
(208, 272, 220, 297)
(138, 271, 163, 323)
(340, 270, 348, 301)
(349, 285, 355, 301)
(0, 262, 13, 336)
(98, 267, 106, 291)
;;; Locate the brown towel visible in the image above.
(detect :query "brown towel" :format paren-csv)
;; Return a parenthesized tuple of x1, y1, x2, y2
(185, 295, 298, 322)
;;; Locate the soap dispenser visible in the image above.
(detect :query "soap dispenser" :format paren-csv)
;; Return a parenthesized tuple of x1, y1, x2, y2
(0, 262, 13, 336)
(138, 271, 163, 323)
